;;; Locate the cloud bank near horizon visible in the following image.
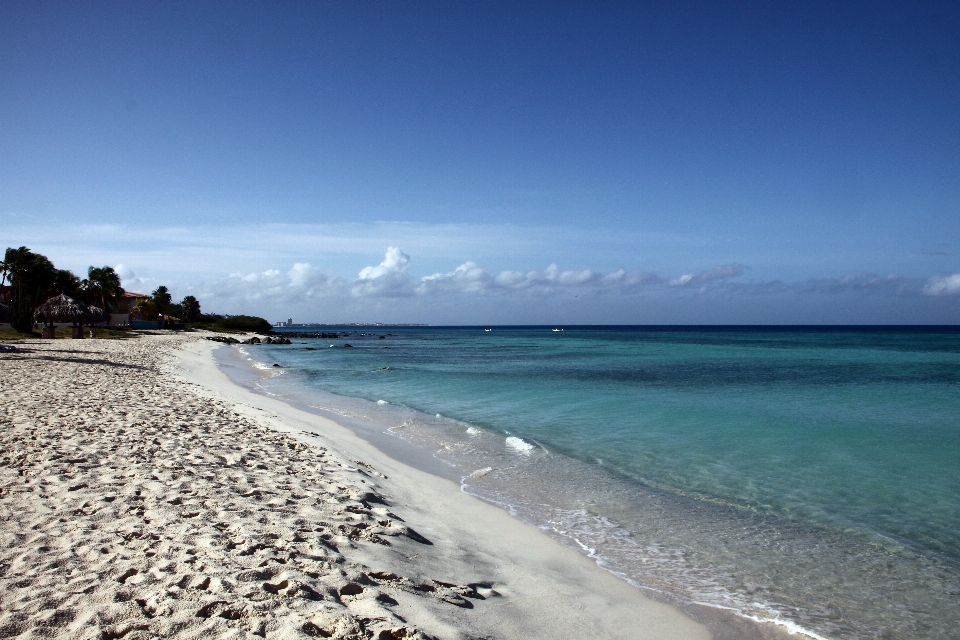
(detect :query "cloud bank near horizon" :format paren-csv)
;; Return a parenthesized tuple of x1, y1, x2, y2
(126, 247, 960, 324)
(3, 223, 957, 322)
(189, 248, 732, 304)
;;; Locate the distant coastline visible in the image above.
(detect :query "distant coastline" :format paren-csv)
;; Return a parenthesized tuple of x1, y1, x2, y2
(275, 323, 430, 327)
(270, 323, 960, 332)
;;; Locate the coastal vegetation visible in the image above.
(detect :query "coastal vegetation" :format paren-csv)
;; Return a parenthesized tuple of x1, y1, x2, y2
(1, 247, 73, 333)
(1, 246, 271, 338)
(180, 295, 201, 322)
(213, 314, 273, 333)
(82, 266, 125, 311)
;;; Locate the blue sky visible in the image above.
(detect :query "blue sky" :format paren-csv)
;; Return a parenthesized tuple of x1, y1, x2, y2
(2, 1, 959, 323)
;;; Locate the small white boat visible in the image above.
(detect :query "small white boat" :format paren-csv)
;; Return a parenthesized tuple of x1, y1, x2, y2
(485, 328, 492, 332)
(552, 328, 563, 332)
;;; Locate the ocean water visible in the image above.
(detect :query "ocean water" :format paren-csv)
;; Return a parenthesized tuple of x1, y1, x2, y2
(238, 326, 960, 640)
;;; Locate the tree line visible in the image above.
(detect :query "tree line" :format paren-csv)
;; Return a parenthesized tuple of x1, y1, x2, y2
(1, 246, 204, 333)
(130, 285, 203, 325)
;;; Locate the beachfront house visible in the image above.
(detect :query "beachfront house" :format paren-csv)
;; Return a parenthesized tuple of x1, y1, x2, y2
(110, 291, 151, 327)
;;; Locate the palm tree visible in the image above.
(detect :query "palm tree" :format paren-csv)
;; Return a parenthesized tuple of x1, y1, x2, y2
(153, 286, 172, 312)
(2, 246, 58, 333)
(53, 270, 81, 298)
(180, 295, 201, 322)
(81, 266, 125, 311)
(132, 298, 160, 320)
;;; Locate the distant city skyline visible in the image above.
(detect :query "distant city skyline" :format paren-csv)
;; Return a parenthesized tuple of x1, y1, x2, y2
(2, 2, 958, 323)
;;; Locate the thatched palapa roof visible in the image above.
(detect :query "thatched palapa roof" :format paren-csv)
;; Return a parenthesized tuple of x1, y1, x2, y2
(34, 294, 87, 324)
(85, 305, 110, 324)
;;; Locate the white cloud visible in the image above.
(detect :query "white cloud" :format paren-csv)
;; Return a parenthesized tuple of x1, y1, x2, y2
(114, 263, 136, 282)
(358, 246, 411, 280)
(201, 264, 344, 308)
(113, 263, 153, 290)
(797, 273, 922, 296)
(352, 247, 414, 297)
(923, 273, 960, 296)
(557, 267, 601, 286)
(418, 262, 493, 294)
(80, 244, 957, 323)
(193, 248, 666, 304)
(497, 264, 602, 291)
(600, 268, 663, 291)
(669, 263, 744, 288)
(285, 263, 333, 295)
(417, 262, 659, 296)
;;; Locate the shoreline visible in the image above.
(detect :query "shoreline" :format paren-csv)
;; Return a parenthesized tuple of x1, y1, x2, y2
(176, 336, 716, 639)
(0, 332, 713, 639)
(209, 340, 806, 640)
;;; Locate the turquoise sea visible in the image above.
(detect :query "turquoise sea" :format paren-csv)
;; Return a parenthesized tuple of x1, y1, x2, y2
(236, 326, 960, 640)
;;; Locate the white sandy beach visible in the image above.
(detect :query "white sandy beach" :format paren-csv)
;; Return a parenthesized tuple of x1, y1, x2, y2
(0, 333, 710, 639)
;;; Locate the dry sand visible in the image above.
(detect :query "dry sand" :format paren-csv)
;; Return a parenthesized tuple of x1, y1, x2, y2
(0, 333, 709, 639)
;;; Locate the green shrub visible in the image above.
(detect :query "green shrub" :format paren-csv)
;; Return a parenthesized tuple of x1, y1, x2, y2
(216, 315, 272, 333)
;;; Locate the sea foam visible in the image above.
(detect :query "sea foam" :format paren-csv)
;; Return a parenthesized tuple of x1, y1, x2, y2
(505, 436, 534, 453)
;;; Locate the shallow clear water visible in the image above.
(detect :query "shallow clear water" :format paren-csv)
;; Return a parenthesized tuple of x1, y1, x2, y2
(245, 326, 960, 640)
